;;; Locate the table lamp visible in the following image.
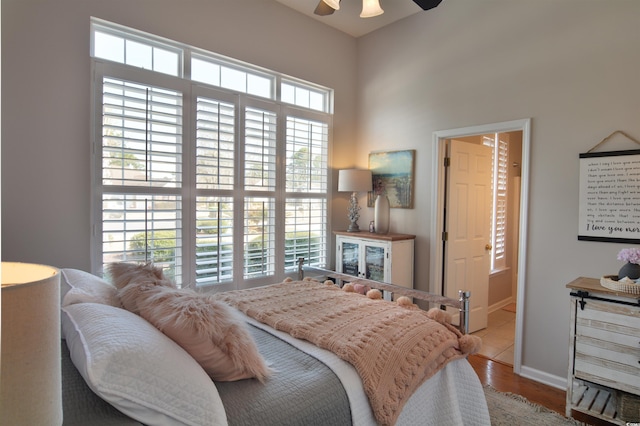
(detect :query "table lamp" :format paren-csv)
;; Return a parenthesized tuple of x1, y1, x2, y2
(338, 169, 373, 232)
(1, 262, 62, 426)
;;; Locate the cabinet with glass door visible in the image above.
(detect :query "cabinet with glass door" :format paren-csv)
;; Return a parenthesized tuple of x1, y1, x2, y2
(335, 231, 415, 290)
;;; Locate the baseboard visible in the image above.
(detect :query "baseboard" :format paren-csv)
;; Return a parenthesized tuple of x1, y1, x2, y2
(519, 365, 567, 390)
(488, 298, 515, 314)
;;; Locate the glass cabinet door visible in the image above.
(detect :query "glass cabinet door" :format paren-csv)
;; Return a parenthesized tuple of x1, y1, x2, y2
(364, 244, 385, 281)
(340, 241, 360, 276)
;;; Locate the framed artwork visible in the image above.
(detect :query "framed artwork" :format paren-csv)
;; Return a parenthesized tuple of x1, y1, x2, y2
(578, 149, 640, 243)
(367, 150, 415, 209)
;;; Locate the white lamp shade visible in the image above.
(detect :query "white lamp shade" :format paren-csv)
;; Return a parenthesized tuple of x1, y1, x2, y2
(1, 262, 62, 426)
(361, 0, 384, 17)
(338, 169, 373, 192)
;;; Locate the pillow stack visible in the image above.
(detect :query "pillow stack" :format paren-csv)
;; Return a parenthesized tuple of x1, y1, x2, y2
(62, 302, 227, 426)
(107, 262, 272, 383)
(60, 267, 228, 426)
(60, 263, 272, 426)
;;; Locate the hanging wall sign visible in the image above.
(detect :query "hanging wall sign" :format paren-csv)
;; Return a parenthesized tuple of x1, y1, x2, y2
(578, 149, 640, 243)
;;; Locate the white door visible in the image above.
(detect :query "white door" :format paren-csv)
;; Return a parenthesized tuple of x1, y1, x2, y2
(444, 140, 492, 333)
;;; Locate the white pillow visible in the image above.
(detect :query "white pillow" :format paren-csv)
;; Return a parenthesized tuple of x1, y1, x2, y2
(62, 303, 228, 426)
(60, 268, 120, 307)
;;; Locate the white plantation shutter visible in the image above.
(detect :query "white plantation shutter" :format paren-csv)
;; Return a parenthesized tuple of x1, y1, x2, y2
(102, 78, 182, 187)
(244, 107, 277, 191)
(283, 115, 328, 272)
(102, 194, 182, 283)
(244, 197, 276, 278)
(493, 137, 508, 269)
(100, 76, 184, 283)
(483, 134, 509, 271)
(285, 199, 327, 269)
(286, 117, 328, 193)
(195, 196, 233, 285)
(196, 97, 235, 190)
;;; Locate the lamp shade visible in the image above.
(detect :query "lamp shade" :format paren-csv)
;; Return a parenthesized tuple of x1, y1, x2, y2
(1, 262, 62, 426)
(338, 169, 373, 192)
(360, 0, 384, 17)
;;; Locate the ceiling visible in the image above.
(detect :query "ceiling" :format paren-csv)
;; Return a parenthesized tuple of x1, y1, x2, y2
(273, 0, 423, 38)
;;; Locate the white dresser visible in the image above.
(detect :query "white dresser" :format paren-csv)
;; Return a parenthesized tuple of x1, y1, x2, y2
(334, 231, 415, 290)
(566, 277, 640, 424)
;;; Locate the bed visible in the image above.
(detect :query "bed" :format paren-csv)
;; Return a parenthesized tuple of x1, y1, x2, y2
(59, 263, 490, 426)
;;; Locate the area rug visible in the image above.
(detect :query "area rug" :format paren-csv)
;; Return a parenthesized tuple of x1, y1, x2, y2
(484, 385, 584, 426)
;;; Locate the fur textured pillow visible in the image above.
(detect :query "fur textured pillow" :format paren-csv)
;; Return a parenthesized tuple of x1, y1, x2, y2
(107, 262, 271, 382)
(108, 262, 175, 314)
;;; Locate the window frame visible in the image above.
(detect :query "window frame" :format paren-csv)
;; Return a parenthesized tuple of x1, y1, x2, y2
(90, 20, 333, 289)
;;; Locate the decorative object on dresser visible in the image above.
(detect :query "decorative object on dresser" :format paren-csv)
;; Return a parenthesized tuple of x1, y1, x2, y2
(335, 231, 415, 295)
(374, 192, 390, 234)
(599, 247, 640, 295)
(566, 277, 640, 425)
(616, 247, 640, 280)
(338, 168, 373, 232)
(1, 262, 62, 426)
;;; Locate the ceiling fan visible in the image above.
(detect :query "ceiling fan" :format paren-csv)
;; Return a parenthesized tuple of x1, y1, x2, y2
(314, 0, 443, 18)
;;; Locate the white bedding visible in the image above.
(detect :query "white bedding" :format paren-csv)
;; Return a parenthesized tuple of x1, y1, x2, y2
(241, 314, 490, 426)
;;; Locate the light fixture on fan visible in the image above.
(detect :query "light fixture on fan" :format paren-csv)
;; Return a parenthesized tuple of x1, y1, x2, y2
(314, 0, 443, 17)
(360, 0, 384, 17)
(315, 0, 383, 17)
(323, 0, 341, 9)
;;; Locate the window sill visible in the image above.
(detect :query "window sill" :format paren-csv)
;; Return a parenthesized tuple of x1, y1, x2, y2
(490, 266, 511, 277)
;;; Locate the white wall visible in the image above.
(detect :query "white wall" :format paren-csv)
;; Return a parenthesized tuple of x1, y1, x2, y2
(356, 0, 640, 381)
(1, 0, 358, 269)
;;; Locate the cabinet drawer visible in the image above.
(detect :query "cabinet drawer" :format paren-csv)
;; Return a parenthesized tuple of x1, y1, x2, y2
(574, 299, 640, 395)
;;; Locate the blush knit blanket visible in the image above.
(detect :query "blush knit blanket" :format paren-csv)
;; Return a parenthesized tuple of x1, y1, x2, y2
(219, 280, 476, 426)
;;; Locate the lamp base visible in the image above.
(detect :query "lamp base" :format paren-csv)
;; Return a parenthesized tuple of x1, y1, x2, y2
(347, 222, 361, 232)
(346, 191, 362, 232)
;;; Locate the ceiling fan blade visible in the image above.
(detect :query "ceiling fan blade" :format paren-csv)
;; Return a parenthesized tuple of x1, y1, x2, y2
(314, 0, 338, 16)
(412, 0, 443, 11)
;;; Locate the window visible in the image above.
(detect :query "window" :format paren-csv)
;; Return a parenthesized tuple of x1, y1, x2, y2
(91, 18, 332, 288)
(483, 134, 509, 271)
(192, 55, 273, 99)
(93, 27, 181, 77)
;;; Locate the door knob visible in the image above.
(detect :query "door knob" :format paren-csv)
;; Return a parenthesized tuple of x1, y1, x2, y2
(485, 244, 492, 250)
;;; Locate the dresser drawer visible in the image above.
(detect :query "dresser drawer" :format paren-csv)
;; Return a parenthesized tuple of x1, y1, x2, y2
(574, 299, 640, 395)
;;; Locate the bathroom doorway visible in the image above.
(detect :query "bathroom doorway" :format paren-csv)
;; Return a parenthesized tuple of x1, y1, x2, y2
(430, 119, 530, 374)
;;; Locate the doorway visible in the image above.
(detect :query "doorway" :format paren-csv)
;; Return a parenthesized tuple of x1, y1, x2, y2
(429, 119, 530, 374)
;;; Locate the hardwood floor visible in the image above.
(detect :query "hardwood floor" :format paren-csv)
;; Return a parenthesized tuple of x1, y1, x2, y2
(468, 354, 566, 413)
(468, 354, 611, 425)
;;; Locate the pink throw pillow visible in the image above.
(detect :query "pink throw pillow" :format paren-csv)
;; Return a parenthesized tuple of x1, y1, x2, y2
(107, 262, 271, 382)
(137, 286, 271, 382)
(107, 262, 175, 314)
